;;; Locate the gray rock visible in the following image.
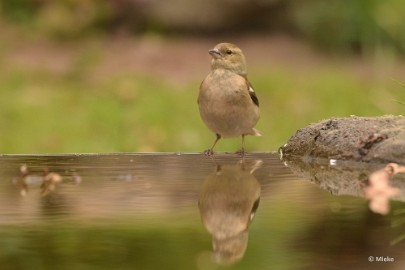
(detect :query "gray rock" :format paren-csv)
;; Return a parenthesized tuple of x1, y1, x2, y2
(281, 115, 405, 164)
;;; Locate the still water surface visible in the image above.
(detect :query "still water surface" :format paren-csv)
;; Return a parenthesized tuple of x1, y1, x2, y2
(0, 153, 404, 270)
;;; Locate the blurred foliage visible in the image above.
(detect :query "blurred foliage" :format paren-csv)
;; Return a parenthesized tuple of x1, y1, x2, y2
(0, 57, 404, 153)
(292, 0, 405, 54)
(0, 0, 113, 39)
(0, 0, 404, 153)
(1, 0, 405, 54)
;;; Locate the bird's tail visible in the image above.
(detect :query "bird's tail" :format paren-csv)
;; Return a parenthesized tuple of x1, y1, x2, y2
(252, 128, 262, 136)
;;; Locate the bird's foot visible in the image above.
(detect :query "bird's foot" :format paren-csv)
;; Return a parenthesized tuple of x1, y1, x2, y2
(235, 148, 246, 156)
(204, 149, 214, 156)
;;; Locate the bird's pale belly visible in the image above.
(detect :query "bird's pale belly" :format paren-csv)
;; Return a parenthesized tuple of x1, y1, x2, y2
(199, 100, 258, 138)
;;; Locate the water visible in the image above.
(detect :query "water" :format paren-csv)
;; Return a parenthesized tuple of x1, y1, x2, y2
(0, 153, 404, 270)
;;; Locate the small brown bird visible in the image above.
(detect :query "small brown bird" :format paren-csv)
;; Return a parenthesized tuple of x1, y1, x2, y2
(198, 160, 262, 264)
(198, 43, 260, 156)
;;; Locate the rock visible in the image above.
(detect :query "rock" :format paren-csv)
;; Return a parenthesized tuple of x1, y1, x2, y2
(281, 115, 405, 164)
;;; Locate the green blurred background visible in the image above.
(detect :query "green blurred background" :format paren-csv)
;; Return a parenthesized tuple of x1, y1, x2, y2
(1, 0, 404, 154)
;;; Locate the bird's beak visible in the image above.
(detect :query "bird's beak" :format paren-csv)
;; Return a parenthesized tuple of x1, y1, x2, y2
(209, 48, 222, 59)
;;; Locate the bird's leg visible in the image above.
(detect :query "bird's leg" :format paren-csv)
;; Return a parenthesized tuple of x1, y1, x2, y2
(236, 135, 246, 156)
(204, 134, 221, 156)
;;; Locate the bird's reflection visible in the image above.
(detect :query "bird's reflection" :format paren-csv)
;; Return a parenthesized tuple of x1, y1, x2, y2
(198, 159, 262, 265)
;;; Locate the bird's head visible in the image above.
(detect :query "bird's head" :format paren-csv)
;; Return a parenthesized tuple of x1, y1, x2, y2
(209, 43, 247, 76)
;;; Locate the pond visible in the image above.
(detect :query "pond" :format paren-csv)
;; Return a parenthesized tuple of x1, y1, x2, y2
(0, 153, 404, 270)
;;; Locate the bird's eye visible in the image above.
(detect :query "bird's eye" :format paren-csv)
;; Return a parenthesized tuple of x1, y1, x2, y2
(226, 49, 232, 55)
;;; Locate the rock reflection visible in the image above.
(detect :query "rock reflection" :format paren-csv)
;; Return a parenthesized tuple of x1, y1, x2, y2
(283, 157, 405, 215)
(198, 159, 262, 265)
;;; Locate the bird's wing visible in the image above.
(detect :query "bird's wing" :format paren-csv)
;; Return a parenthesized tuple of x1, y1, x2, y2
(197, 79, 205, 104)
(246, 79, 259, 107)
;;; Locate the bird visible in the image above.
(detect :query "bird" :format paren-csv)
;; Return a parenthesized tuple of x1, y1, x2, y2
(198, 42, 261, 156)
(198, 159, 262, 264)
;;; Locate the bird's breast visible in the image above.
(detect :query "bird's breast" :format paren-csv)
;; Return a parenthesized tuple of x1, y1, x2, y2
(199, 71, 246, 104)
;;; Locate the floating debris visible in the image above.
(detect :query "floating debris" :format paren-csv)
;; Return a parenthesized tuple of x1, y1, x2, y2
(41, 172, 63, 197)
(363, 163, 404, 215)
(71, 172, 82, 185)
(14, 165, 63, 197)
